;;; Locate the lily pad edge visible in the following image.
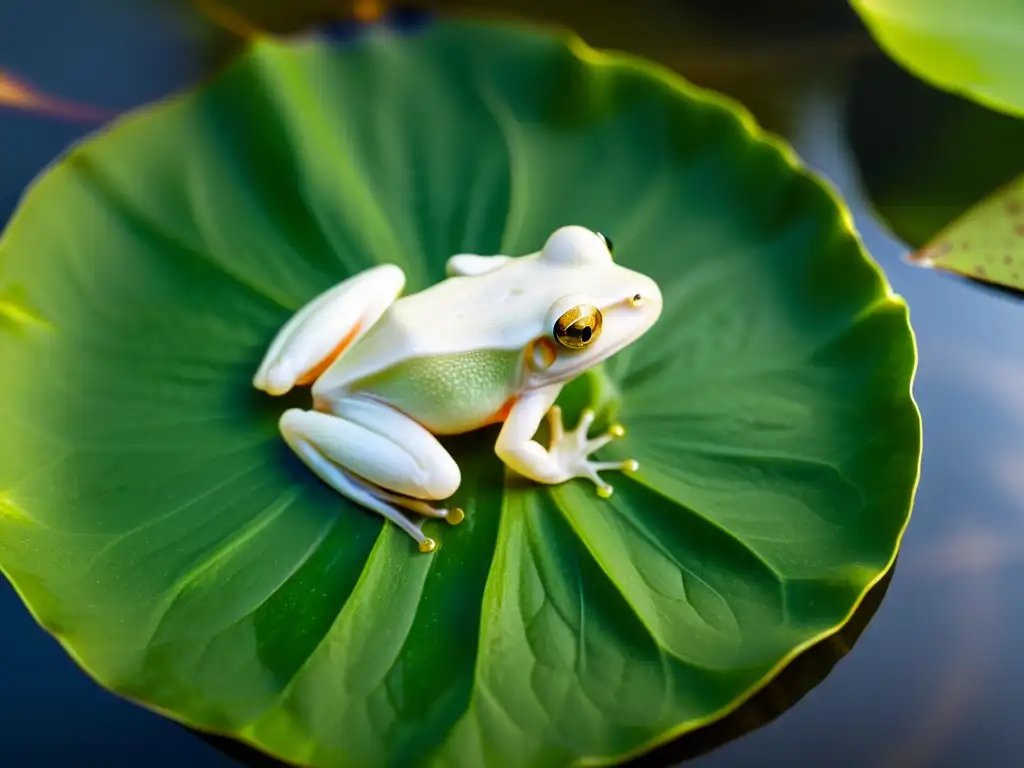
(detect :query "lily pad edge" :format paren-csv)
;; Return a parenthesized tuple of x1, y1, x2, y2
(850, 0, 1024, 120)
(0, 16, 923, 768)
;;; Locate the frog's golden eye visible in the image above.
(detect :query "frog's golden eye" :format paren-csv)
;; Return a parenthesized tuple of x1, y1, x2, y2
(553, 304, 603, 349)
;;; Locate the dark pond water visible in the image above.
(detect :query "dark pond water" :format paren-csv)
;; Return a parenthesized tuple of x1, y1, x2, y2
(2, 3, 1023, 767)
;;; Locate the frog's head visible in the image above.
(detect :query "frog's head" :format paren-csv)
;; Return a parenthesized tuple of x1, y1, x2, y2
(523, 225, 663, 387)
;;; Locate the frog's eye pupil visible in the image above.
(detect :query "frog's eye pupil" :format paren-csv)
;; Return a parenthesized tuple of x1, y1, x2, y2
(553, 304, 604, 349)
(596, 231, 614, 255)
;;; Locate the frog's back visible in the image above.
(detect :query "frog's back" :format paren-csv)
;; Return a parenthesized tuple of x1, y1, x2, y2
(311, 258, 556, 431)
(315, 256, 551, 392)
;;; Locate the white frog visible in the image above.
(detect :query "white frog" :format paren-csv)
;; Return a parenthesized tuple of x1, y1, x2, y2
(253, 225, 663, 552)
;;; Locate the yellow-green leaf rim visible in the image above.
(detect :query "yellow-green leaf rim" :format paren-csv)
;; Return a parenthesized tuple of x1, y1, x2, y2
(0, 19, 921, 768)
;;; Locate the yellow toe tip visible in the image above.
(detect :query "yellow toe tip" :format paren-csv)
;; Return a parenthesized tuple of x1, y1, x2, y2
(419, 538, 437, 553)
(447, 507, 465, 525)
(609, 424, 626, 438)
(623, 459, 639, 473)
(596, 485, 614, 499)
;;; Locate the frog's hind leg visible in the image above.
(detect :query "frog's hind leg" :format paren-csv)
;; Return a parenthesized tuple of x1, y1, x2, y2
(286, 440, 442, 553)
(279, 398, 464, 553)
(254, 264, 406, 396)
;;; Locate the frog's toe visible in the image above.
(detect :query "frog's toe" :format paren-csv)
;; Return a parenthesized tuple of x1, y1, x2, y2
(445, 507, 465, 525)
(419, 537, 438, 553)
(574, 409, 597, 443)
(583, 458, 639, 499)
(546, 404, 567, 447)
(585, 423, 626, 454)
(590, 458, 639, 474)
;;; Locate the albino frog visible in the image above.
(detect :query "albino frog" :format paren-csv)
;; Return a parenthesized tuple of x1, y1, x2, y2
(254, 225, 663, 552)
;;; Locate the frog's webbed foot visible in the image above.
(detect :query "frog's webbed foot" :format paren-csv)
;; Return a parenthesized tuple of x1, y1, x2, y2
(351, 478, 465, 554)
(546, 405, 638, 498)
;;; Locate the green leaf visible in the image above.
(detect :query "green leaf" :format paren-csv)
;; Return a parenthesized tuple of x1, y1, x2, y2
(846, 51, 1024, 250)
(850, 0, 1024, 117)
(909, 172, 1024, 291)
(199, 558, 898, 768)
(0, 19, 920, 768)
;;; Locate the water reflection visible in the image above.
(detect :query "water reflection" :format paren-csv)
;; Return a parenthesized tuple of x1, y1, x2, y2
(629, 568, 896, 767)
(3, 5, 1024, 768)
(683, 85, 1024, 768)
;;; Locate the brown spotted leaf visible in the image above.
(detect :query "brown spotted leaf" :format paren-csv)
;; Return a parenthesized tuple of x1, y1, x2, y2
(909, 173, 1024, 291)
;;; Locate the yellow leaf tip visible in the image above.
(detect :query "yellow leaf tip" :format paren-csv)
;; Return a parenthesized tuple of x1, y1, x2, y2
(0, 293, 52, 331)
(0, 493, 35, 526)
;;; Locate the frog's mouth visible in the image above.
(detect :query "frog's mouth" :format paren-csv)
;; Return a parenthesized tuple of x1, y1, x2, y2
(582, 292, 663, 370)
(551, 333, 639, 383)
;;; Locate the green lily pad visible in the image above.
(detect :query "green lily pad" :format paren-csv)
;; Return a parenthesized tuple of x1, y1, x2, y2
(0, 19, 920, 768)
(850, 0, 1024, 118)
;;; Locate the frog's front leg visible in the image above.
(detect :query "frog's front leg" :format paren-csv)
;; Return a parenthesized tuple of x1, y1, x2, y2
(495, 386, 638, 498)
(254, 264, 405, 396)
(279, 396, 464, 553)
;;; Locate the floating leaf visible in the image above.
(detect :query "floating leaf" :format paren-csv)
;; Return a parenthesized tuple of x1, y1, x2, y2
(851, 0, 1024, 118)
(909, 173, 1024, 292)
(846, 52, 1024, 250)
(0, 20, 921, 768)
